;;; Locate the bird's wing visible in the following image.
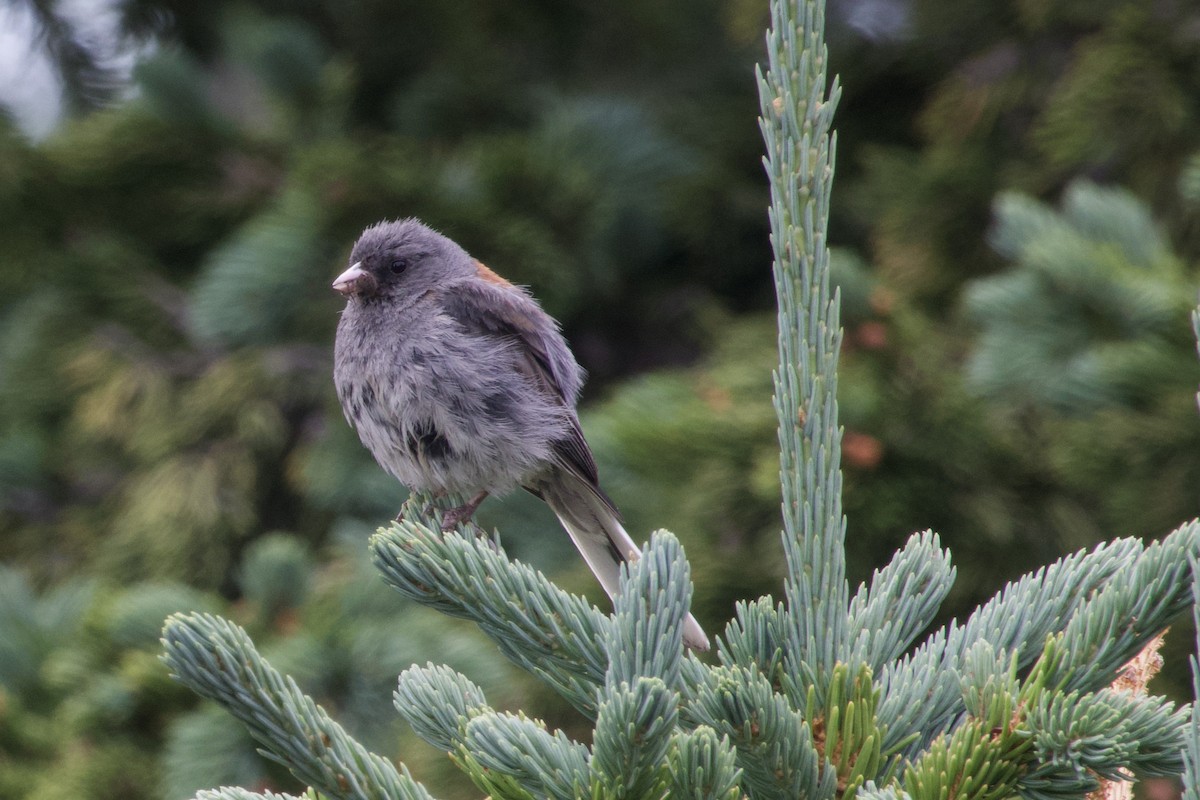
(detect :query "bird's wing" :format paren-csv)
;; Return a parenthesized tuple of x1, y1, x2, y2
(441, 271, 619, 517)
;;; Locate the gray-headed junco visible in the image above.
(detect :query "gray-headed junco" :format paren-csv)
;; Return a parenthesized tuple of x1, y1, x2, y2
(332, 218, 709, 651)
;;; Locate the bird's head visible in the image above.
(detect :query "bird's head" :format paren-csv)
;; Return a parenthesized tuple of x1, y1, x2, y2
(333, 218, 473, 301)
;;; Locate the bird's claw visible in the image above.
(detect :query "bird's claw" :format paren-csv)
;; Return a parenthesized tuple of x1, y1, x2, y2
(439, 490, 490, 532)
(439, 506, 470, 532)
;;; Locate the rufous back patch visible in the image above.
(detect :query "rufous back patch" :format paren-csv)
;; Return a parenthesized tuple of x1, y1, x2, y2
(474, 260, 513, 287)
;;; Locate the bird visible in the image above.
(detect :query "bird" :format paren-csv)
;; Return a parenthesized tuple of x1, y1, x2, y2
(331, 218, 710, 651)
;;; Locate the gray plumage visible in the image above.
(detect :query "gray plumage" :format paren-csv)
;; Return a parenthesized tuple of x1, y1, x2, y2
(332, 218, 709, 651)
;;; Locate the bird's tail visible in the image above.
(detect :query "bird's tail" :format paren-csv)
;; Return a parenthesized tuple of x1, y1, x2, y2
(536, 472, 710, 652)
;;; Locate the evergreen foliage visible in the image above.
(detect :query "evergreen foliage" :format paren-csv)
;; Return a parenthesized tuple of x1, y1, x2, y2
(3, 0, 1200, 798)
(1185, 309, 1200, 800)
(155, 1, 1200, 798)
(1186, 552, 1200, 800)
(966, 180, 1196, 412)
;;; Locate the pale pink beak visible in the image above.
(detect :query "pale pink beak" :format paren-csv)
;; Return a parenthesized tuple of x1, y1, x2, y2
(332, 262, 367, 295)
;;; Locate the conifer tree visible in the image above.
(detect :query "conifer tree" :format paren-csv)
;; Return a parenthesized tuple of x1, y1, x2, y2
(965, 180, 1197, 413)
(1185, 309, 1200, 800)
(161, 0, 1200, 798)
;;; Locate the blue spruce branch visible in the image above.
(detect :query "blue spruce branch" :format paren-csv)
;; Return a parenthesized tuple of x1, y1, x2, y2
(759, 0, 850, 694)
(589, 530, 692, 798)
(196, 789, 308, 800)
(1184, 307, 1200, 800)
(393, 663, 490, 754)
(370, 492, 610, 717)
(665, 726, 743, 800)
(160, 612, 437, 800)
(1183, 551, 1200, 800)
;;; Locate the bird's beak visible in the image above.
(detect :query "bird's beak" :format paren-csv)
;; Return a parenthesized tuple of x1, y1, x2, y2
(333, 262, 368, 295)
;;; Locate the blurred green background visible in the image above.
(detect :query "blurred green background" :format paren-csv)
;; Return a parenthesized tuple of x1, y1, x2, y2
(1, 0, 1199, 798)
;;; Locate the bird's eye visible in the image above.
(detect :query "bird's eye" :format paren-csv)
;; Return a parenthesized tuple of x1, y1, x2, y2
(390, 259, 408, 275)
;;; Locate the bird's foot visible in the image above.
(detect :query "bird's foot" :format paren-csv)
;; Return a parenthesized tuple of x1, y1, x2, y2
(440, 491, 489, 532)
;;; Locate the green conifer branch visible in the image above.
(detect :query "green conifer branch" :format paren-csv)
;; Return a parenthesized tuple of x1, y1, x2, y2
(848, 530, 955, 671)
(389, 532, 702, 800)
(1023, 687, 1187, 781)
(590, 677, 678, 798)
(901, 720, 1029, 800)
(195, 789, 308, 800)
(605, 529, 692, 691)
(1047, 522, 1200, 693)
(1184, 551, 1200, 800)
(680, 662, 835, 797)
(877, 536, 1146, 754)
(458, 712, 590, 800)
(393, 663, 490, 754)
(811, 662, 894, 794)
(369, 492, 610, 716)
(899, 643, 1029, 800)
(589, 531, 690, 798)
(758, 0, 850, 688)
(190, 187, 330, 348)
(160, 612, 437, 800)
(717, 596, 789, 684)
(390, 530, 698, 800)
(969, 181, 1193, 412)
(888, 524, 1199, 800)
(1184, 307, 1200, 800)
(957, 641, 1019, 725)
(665, 727, 743, 800)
